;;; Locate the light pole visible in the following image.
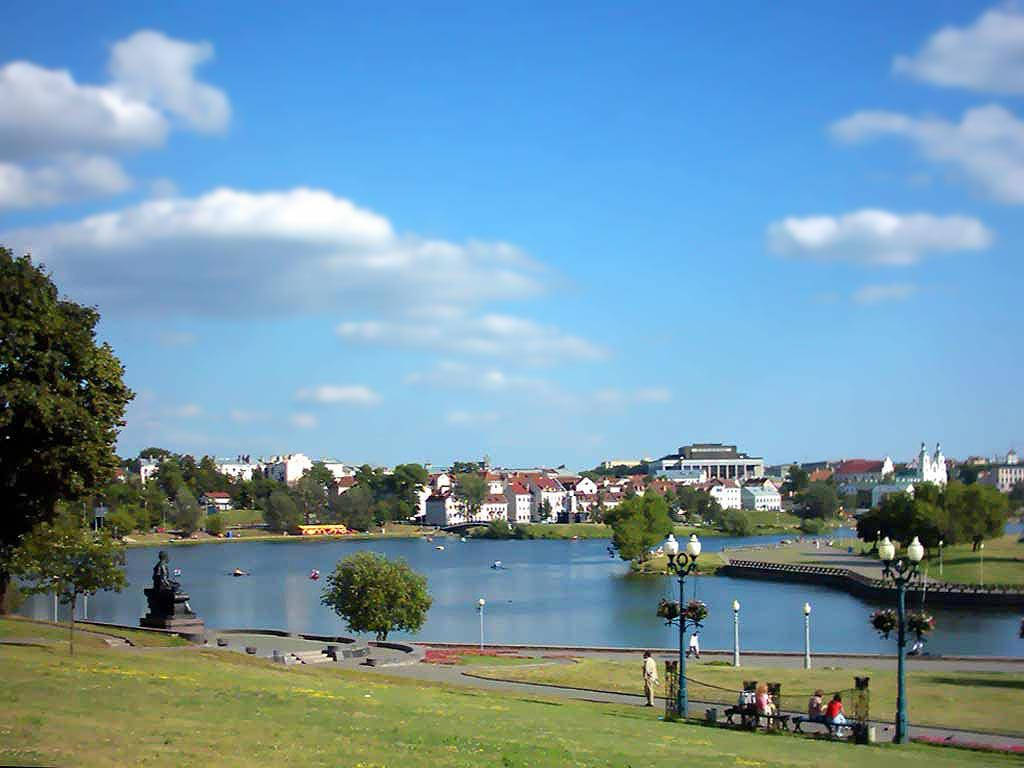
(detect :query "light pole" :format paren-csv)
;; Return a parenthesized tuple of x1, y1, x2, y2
(938, 539, 943, 578)
(878, 535, 924, 744)
(803, 602, 811, 670)
(732, 600, 740, 667)
(663, 533, 701, 720)
(477, 598, 485, 651)
(979, 542, 985, 586)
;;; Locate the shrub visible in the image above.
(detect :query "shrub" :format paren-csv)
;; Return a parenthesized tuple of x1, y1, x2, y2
(206, 514, 224, 536)
(799, 518, 825, 535)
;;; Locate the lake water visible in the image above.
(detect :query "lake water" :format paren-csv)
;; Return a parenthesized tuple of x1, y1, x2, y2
(21, 526, 1023, 656)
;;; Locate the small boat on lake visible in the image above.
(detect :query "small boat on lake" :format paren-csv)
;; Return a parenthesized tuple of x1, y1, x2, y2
(309, 569, 320, 580)
(231, 568, 249, 577)
(491, 560, 503, 569)
(435, 545, 445, 551)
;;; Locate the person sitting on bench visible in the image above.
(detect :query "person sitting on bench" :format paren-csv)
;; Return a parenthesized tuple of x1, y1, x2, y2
(756, 682, 777, 719)
(807, 689, 826, 724)
(825, 692, 849, 737)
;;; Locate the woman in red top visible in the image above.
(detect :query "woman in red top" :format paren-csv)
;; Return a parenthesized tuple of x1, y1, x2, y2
(825, 693, 848, 737)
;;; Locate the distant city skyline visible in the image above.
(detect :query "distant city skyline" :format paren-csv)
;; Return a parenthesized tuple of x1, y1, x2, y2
(2, 2, 1021, 468)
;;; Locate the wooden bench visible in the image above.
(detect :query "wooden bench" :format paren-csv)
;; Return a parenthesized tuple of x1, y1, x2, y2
(792, 716, 857, 739)
(723, 705, 789, 731)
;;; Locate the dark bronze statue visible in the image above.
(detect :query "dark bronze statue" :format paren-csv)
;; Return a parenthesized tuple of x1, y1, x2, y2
(141, 550, 200, 633)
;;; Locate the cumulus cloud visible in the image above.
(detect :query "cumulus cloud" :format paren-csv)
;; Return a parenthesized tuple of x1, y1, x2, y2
(157, 331, 197, 347)
(229, 409, 270, 424)
(852, 283, 918, 305)
(893, 6, 1024, 94)
(0, 154, 131, 209)
(832, 105, 1024, 204)
(109, 30, 230, 133)
(338, 313, 605, 364)
(290, 412, 318, 429)
(169, 403, 202, 418)
(0, 30, 228, 209)
(767, 209, 991, 266)
(296, 385, 382, 406)
(592, 387, 672, 405)
(3, 186, 551, 316)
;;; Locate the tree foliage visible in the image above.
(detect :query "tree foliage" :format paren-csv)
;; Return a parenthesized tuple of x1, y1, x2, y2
(797, 482, 840, 519)
(327, 486, 375, 531)
(173, 486, 202, 535)
(0, 248, 133, 611)
(454, 473, 487, 519)
(604, 491, 674, 562)
(320, 552, 432, 641)
(856, 480, 1008, 550)
(720, 508, 753, 536)
(11, 514, 126, 654)
(264, 490, 301, 532)
(783, 466, 810, 494)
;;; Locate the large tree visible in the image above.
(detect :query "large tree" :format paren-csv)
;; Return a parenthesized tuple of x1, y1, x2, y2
(264, 490, 301, 532)
(604, 491, 674, 563)
(454, 473, 487, 521)
(797, 482, 840, 519)
(11, 513, 127, 654)
(0, 248, 133, 612)
(321, 551, 431, 641)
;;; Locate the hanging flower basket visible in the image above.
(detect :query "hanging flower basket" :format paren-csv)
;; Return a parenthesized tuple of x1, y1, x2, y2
(869, 608, 898, 639)
(657, 598, 681, 621)
(683, 600, 708, 624)
(907, 611, 935, 639)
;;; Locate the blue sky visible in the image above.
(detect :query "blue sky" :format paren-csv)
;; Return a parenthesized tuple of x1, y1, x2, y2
(2, 2, 1021, 469)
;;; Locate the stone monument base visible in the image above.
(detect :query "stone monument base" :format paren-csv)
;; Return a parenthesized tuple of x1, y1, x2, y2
(141, 587, 206, 641)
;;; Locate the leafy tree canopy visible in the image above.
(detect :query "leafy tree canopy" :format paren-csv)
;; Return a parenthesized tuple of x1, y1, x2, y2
(11, 513, 126, 654)
(320, 551, 432, 640)
(797, 482, 840, 519)
(454, 473, 487, 517)
(264, 490, 301, 533)
(0, 247, 133, 611)
(604, 491, 673, 562)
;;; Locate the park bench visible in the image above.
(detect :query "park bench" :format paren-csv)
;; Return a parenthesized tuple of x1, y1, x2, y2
(724, 682, 787, 730)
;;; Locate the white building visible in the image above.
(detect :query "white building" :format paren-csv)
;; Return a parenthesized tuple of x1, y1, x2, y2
(649, 443, 764, 482)
(139, 457, 161, 484)
(505, 482, 532, 524)
(741, 483, 781, 511)
(983, 463, 1024, 493)
(424, 492, 465, 527)
(837, 443, 946, 500)
(200, 491, 233, 512)
(481, 494, 509, 521)
(700, 479, 741, 510)
(265, 453, 314, 485)
(528, 476, 566, 522)
(216, 456, 261, 482)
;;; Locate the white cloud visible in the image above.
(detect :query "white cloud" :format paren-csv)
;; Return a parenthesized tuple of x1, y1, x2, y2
(338, 312, 605, 364)
(592, 387, 672, 405)
(0, 154, 131, 209)
(296, 385, 381, 406)
(893, 6, 1024, 94)
(445, 410, 500, 426)
(149, 177, 179, 198)
(0, 60, 167, 160)
(0, 30, 228, 209)
(852, 283, 918, 305)
(3, 186, 552, 316)
(290, 412, 318, 429)
(767, 209, 991, 265)
(832, 105, 1024, 204)
(109, 30, 230, 133)
(634, 387, 672, 403)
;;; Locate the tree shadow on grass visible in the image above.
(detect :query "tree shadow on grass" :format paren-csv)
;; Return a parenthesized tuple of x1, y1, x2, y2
(926, 676, 1024, 690)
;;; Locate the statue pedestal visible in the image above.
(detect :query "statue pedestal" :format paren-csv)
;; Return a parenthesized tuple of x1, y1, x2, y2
(140, 588, 205, 639)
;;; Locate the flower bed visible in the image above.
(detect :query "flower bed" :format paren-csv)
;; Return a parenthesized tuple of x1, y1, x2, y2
(421, 648, 529, 665)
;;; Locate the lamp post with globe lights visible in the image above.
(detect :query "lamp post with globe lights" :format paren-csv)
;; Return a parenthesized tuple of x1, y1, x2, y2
(477, 598, 486, 651)
(732, 600, 740, 667)
(663, 533, 701, 720)
(878, 535, 925, 744)
(803, 602, 811, 670)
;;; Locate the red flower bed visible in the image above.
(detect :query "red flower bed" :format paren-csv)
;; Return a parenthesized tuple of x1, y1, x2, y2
(421, 648, 528, 665)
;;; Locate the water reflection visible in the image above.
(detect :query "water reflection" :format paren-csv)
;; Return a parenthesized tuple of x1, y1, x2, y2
(22, 528, 1022, 656)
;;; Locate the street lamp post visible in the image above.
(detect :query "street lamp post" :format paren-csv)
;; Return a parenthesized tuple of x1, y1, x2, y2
(477, 598, 485, 651)
(979, 542, 985, 586)
(938, 539, 943, 578)
(878, 535, 924, 744)
(732, 600, 740, 667)
(803, 602, 811, 670)
(663, 533, 701, 720)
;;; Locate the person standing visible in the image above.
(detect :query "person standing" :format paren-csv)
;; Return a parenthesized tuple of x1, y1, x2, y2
(687, 631, 701, 660)
(642, 651, 659, 707)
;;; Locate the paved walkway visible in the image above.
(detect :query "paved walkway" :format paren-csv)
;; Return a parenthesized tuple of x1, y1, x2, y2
(361, 647, 1024, 752)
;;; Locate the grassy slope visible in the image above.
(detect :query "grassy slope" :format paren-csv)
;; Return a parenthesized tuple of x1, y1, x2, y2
(0, 617, 188, 648)
(470, 658, 1024, 737)
(1, 644, 1014, 768)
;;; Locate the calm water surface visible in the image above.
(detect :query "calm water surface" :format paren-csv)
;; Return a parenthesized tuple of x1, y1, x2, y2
(23, 525, 1023, 656)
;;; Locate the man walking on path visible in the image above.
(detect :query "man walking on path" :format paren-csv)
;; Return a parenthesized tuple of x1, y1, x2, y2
(642, 651, 659, 707)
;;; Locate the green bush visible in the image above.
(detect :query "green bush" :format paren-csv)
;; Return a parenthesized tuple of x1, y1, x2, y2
(799, 518, 825, 535)
(205, 514, 224, 536)
(720, 509, 752, 536)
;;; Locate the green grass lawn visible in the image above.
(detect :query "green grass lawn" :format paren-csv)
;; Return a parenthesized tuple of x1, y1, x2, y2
(0, 616, 189, 648)
(513, 523, 611, 539)
(1, 643, 1014, 768)
(470, 658, 1024, 737)
(927, 534, 1023, 586)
